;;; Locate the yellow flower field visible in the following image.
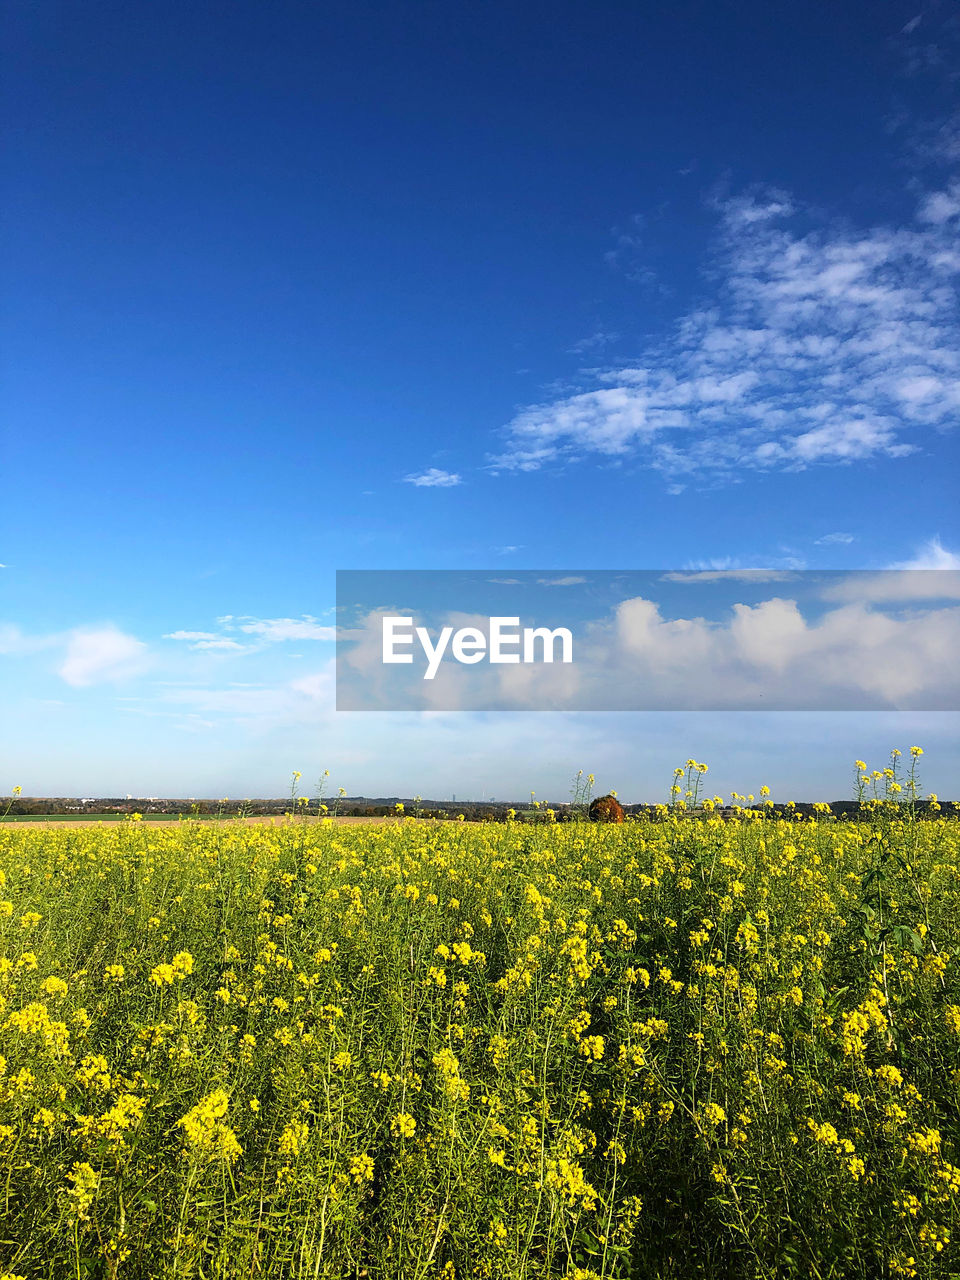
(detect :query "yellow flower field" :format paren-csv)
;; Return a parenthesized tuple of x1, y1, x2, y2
(0, 769, 958, 1278)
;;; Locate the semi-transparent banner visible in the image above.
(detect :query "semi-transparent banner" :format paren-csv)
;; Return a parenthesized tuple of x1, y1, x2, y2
(335, 569, 960, 711)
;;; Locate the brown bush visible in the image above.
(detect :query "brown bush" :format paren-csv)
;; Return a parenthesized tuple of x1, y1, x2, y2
(588, 794, 624, 823)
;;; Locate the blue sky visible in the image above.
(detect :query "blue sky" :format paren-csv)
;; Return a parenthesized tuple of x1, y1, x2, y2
(2, 0, 958, 800)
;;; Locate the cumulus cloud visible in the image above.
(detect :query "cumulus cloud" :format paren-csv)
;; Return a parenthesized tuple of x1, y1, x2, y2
(490, 185, 960, 482)
(404, 468, 462, 488)
(336, 588, 960, 711)
(58, 627, 149, 687)
(605, 592, 958, 707)
(606, 595, 959, 705)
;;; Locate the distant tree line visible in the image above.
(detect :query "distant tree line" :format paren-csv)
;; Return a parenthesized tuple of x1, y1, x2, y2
(3, 796, 956, 821)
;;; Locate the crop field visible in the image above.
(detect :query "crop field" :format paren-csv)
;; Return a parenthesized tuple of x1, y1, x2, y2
(0, 762, 958, 1279)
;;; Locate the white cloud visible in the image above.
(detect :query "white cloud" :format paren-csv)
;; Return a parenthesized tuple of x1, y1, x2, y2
(0, 624, 58, 656)
(660, 569, 797, 583)
(164, 617, 335, 648)
(816, 541, 960, 603)
(821, 572, 960, 606)
(189, 638, 248, 651)
(569, 330, 620, 354)
(490, 185, 960, 482)
(815, 532, 855, 546)
(290, 670, 336, 701)
(537, 576, 588, 587)
(164, 630, 220, 642)
(158, 663, 336, 727)
(890, 536, 960, 571)
(163, 629, 247, 650)
(58, 627, 149, 687)
(404, 468, 462, 488)
(596, 591, 960, 707)
(918, 182, 960, 225)
(237, 617, 336, 642)
(164, 630, 249, 652)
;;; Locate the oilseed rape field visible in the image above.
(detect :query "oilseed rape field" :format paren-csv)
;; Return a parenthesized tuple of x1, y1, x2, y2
(0, 767, 958, 1278)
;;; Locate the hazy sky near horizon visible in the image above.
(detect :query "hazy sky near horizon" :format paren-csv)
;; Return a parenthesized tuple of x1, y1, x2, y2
(2, 0, 959, 800)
